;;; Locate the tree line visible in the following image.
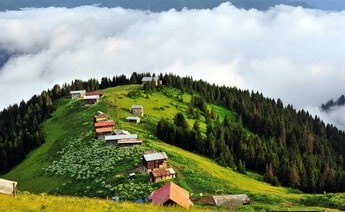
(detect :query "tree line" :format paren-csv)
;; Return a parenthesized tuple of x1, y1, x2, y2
(156, 73, 345, 193)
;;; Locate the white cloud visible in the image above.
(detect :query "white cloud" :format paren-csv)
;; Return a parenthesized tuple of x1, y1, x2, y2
(1, 4, 345, 129)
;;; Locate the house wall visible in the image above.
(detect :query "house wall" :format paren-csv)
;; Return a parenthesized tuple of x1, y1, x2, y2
(143, 159, 168, 173)
(85, 99, 98, 105)
(106, 140, 117, 146)
(127, 119, 140, 124)
(71, 93, 83, 99)
(150, 174, 175, 183)
(131, 108, 144, 116)
(97, 132, 112, 140)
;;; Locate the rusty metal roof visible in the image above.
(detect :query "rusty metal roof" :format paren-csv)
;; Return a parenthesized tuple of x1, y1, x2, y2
(152, 182, 192, 209)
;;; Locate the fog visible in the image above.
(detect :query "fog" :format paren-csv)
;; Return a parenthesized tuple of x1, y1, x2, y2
(1, 4, 345, 129)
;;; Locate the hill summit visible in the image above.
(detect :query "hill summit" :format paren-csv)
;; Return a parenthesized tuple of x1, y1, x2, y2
(1, 73, 345, 211)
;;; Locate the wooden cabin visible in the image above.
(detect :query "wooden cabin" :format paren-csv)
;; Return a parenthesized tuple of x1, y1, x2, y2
(114, 129, 131, 135)
(0, 178, 17, 195)
(150, 168, 176, 183)
(94, 120, 115, 128)
(105, 134, 142, 147)
(212, 194, 250, 207)
(130, 105, 144, 116)
(141, 77, 161, 86)
(94, 114, 108, 122)
(95, 127, 113, 139)
(126, 116, 140, 124)
(70, 90, 86, 99)
(85, 91, 104, 98)
(152, 182, 192, 209)
(84, 95, 100, 105)
(142, 152, 168, 173)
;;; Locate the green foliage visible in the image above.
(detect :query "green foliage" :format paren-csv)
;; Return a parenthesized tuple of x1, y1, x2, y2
(43, 137, 142, 181)
(1, 76, 344, 211)
(302, 193, 345, 211)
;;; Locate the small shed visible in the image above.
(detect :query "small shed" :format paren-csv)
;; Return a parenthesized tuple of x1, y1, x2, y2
(70, 90, 86, 99)
(142, 152, 168, 173)
(84, 95, 100, 105)
(94, 114, 108, 122)
(212, 194, 250, 207)
(0, 178, 17, 195)
(105, 134, 142, 147)
(116, 138, 143, 147)
(126, 116, 140, 124)
(130, 105, 144, 116)
(141, 77, 161, 86)
(95, 127, 113, 139)
(114, 129, 131, 135)
(85, 91, 104, 98)
(152, 182, 192, 209)
(150, 168, 176, 183)
(94, 121, 115, 128)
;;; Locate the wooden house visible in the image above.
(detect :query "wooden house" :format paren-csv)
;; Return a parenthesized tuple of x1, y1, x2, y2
(85, 91, 104, 98)
(130, 105, 144, 116)
(114, 129, 131, 135)
(84, 95, 100, 105)
(95, 127, 113, 139)
(150, 168, 176, 183)
(0, 178, 17, 195)
(212, 194, 250, 207)
(94, 120, 115, 128)
(141, 77, 161, 86)
(105, 134, 142, 147)
(126, 116, 140, 124)
(142, 152, 168, 173)
(94, 114, 108, 122)
(70, 90, 86, 99)
(152, 182, 192, 209)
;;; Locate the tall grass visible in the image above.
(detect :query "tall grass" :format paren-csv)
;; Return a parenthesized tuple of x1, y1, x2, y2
(0, 193, 209, 212)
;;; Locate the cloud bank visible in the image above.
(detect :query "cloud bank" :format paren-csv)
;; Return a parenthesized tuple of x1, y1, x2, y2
(1, 4, 345, 129)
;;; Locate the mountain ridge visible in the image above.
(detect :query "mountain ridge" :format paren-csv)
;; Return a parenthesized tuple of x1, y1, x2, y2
(1, 0, 344, 12)
(1, 73, 345, 210)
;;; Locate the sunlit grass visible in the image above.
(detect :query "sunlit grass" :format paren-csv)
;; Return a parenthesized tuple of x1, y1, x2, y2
(0, 193, 209, 212)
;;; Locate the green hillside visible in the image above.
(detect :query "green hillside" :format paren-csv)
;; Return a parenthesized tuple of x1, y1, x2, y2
(2, 84, 344, 211)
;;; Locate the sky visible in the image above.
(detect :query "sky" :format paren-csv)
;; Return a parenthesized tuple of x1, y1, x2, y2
(0, 3, 345, 129)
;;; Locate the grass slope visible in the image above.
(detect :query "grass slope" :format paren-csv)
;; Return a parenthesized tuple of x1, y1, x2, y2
(0, 193, 207, 212)
(1, 84, 343, 211)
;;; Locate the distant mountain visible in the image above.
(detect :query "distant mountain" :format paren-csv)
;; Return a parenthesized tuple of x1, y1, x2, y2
(286, 0, 345, 10)
(321, 94, 345, 111)
(2, 0, 345, 12)
(0, 0, 318, 12)
(0, 49, 12, 70)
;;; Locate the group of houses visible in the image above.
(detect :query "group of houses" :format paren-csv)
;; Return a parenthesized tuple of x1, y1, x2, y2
(93, 111, 143, 147)
(142, 151, 176, 183)
(125, 105, 144, 124)
(94, 112, 115, 139)
(70, 90, 104, 105)
(68, 80, 250, 209)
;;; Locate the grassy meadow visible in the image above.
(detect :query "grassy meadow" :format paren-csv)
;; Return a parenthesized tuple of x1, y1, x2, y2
(1, 84, 344, 211)
(0, 193, 210, 212)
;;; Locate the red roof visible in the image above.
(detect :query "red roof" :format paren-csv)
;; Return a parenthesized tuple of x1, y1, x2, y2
(95, 127, 113, 134)
(86, 92, 104, 96)
(94, 121, 115, 128)
(152, 182, 191, 209)
(151, 168, 171, 178)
